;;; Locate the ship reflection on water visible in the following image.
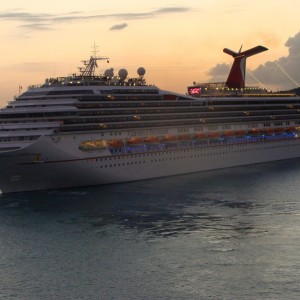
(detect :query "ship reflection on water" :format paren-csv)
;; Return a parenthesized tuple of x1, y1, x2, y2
(1, 159, 300, 299)
(1, 160, 286, 239)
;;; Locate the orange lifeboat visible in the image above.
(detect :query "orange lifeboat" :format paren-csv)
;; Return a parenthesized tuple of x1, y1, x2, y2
(286, 126, 295, 132)
(108, 139, 124, 148)
(127, 137, 144, 145)
(207, 132, 219, 138)
(144, 136, 160, 143)
(251, 128, 259, 134)
(235, 130, 247, 136)
(162, 135, 178, 142)
(79, 139, 108, 150)
(178, 134, 192, 141)
(224, 131, 234, 137)
(265, 128, 273, 133)
(194, 133, 208, 139)
(275, 127, 284, 133)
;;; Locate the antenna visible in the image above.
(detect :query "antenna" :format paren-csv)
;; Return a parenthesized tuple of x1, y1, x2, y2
(79, 44, 109, 77)
(92, 42, 99, 58)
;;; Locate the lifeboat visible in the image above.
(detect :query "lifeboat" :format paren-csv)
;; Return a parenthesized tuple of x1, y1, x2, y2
(224, 131, 234, 137)
(207, 132, 219, 138)
(79, 139, 108, 150)
(274, 127, 284, 133)
(194, 133, 208, 139)
(258, 130, 268, 135)
(286, 126, 295, 132)
(264, 128, 274, 133)
(235, 130, 247, 136)
(127, 137, 144, 145)
(144, 136, 160, 143)
(108, 139, 124, 148)
(162, 135, 178, 142)
(178, 134, 192, 141)
(251, 128, 259, 134)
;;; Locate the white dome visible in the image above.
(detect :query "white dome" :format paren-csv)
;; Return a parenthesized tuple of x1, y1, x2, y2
(118, 69, 128, 80)
(104, 68, 114, 77)
(137, 67, 146, 77)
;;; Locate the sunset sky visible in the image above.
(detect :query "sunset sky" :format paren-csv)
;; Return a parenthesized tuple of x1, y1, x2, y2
(1, 0, 300, 106)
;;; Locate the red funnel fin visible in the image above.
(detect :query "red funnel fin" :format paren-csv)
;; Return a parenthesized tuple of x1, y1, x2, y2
(224, 45, 268, 89)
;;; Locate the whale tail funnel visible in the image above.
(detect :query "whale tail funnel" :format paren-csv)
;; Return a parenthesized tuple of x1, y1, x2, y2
(224, 45, 268, 89)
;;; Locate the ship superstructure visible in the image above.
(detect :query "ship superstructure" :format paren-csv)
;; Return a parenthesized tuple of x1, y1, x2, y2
(1, 48, 300, 193)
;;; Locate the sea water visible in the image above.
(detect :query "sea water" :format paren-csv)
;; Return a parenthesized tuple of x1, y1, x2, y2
(0, 159, 300, 299)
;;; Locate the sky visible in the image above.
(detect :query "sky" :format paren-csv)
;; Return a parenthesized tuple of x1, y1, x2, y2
(1, 0, 300, 106)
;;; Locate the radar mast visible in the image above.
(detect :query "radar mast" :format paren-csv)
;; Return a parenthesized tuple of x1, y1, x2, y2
(79, 43, 109, 77)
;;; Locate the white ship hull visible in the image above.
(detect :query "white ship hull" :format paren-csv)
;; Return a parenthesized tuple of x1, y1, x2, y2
(2, 47, 300, 193)
(1, 131, 300, 193)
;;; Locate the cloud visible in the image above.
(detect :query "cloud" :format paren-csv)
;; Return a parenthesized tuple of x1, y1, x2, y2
(0, 12, 50, 22)
(252, 32, 300, 90)
(0, 7, 192, 32)
(19, 23, 52, 31)
(207, 31, 300, 91)
(207, 63, 231, 82)
(154, 7, 191, 14)
(9, 62, 50, 73)
(110, 23, 128, 31)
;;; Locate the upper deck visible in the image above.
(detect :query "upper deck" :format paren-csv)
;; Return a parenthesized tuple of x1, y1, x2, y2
(187, 83, 296, 98)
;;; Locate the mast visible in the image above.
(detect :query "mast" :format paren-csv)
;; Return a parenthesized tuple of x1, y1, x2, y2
(79, 44, 109, 77)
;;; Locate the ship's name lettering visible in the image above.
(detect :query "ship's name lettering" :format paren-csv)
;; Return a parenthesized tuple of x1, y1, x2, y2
(128, 129, 168, 137)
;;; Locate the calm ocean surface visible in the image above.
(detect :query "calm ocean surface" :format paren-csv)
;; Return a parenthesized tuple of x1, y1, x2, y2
(0, 159, 300, 300)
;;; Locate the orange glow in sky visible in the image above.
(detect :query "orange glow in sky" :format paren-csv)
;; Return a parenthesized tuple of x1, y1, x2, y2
(0, 0, 300, 105)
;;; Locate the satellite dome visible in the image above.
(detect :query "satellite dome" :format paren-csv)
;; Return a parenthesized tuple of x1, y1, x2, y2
(104, 68, 114, 77)
(118, 69, 128, 80)
(137, 67, 146, 77)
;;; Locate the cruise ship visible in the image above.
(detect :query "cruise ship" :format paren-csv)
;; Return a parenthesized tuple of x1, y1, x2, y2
(1, 46, 300, 193)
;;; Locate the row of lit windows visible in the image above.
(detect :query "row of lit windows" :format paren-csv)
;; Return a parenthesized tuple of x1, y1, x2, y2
(206, 99, 300, 106)
(77, 99, 200, 107)
(83, 139, 300, 166)
(91, 138, 300, 161)
(0, 111, 77, 119)
(0, 136, 38, 142)
(77, 106, 218, 116)
(61, 110, 300, 126)
(5, 100, 300, 122)
(103, 134, 298, 155)
(2, 108, 299, 124)
(263, 121, 290, 127)
(76, 103, 300, 113)
(60, 116, 300, 132)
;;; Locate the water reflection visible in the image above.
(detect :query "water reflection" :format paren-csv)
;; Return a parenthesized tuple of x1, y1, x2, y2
(1, 158, 300, 239)
(1, 159, 300, 300)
